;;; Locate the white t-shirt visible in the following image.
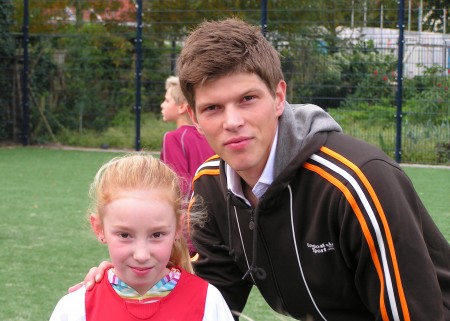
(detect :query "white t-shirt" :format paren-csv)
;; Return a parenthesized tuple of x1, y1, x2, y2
(49, 283, 234, 321)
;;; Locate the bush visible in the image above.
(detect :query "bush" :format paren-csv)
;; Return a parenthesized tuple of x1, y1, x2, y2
(329, 104, 450, 164)
(55, 112, 174, 151)
(53, 24, 134, 133)
(403, 67, 450, 125)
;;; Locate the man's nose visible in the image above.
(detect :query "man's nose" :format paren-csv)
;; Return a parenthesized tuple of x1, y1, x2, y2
(223, 105, 244, 130)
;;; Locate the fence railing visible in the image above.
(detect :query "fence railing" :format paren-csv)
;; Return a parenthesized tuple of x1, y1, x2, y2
(0, 0, 449, 164)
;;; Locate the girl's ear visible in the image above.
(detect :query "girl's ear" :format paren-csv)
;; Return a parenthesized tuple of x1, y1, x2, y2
(90, 213, 106, 243)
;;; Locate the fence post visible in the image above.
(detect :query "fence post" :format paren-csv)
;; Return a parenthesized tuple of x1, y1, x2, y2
(134, 0, 143, 151)
(21, 0, 29, 146)
(395, 0, 405, 163)
(261, 0, 267, 37)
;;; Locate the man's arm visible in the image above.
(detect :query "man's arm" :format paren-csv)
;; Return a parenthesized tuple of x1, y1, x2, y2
(346, 160, 450, 320)
(192, 218, 253, 318)
(68, 261, 113, 293)
(190, 168, 253, 319)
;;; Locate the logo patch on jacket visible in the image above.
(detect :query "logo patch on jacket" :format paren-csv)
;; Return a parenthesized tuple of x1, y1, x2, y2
(307, 242, 335, 254)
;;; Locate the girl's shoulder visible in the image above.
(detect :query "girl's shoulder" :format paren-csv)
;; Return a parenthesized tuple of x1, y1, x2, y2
(179, 267, 208, 284)
(49, 286, 86, 321)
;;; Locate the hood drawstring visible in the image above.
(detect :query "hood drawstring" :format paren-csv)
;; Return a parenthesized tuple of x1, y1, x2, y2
(225, 189, 267, 281)
(242, 198, 267, 281)
(242, 265, 267, 280)
(226, 191, 235, 257)
(211, 191, 235, 256)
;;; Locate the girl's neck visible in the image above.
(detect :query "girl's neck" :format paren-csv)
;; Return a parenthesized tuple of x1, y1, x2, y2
(112, 267, 171, 296)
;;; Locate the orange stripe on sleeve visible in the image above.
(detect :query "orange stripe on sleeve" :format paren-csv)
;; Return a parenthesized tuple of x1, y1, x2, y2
(303, 162, 390, 321)
(204, 154, 219, 162)
(319, 146, 410, 321)
(192, 168, 220, 183)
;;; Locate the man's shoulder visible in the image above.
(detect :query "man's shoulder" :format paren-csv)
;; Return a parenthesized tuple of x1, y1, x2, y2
(320, 131, 398, 169)
(192, 155, 221, 183)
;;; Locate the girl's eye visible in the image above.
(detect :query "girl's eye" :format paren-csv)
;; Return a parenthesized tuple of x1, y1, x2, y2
(152, 232, 162, 238)
(119, 233, 130, 239)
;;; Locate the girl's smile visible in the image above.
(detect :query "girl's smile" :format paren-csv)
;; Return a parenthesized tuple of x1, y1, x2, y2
(91, 189, 180, 295)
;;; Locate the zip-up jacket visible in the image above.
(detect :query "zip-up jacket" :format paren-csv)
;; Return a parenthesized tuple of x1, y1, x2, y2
(190, 103, 450, 321)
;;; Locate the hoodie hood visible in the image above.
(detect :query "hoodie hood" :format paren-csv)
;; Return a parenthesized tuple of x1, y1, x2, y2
(230, 102, 342, 282)
(274, 103, 342, 178)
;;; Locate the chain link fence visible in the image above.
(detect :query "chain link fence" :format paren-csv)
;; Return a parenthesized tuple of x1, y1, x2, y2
(0, 0, 449, 164)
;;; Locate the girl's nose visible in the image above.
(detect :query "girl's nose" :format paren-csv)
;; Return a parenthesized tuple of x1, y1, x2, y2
(133, 243, 150, 263)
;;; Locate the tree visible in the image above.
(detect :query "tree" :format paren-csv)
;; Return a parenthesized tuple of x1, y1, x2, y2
(53, 23, 134, 133)
(421, 0, 450, 32)
(12, 0, 127, 33)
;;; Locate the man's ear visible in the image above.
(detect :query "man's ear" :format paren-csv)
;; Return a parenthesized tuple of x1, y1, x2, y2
(187, 105, 204, 135)
(275, 80, 286, 116)
(90, 213, 106, 243)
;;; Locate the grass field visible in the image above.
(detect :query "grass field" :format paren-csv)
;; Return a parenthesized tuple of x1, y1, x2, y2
(0, 147, 449, 321)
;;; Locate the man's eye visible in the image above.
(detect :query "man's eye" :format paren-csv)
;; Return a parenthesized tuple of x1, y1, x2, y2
(243, 95, 254, 102)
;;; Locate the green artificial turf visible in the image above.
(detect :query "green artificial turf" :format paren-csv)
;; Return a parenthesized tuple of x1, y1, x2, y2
(0, 147, 448, 321)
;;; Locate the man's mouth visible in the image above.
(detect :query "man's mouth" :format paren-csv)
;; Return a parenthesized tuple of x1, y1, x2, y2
(224, 137, 252, 150)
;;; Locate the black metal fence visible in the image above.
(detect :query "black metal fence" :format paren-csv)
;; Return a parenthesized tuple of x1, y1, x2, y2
(1, 0, 449, 164)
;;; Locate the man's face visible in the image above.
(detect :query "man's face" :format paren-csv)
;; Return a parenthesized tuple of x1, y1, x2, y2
(189, 72, 286, 186)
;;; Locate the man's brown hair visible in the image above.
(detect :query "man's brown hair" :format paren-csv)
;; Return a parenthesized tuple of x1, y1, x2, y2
(177, 18, 284, 110)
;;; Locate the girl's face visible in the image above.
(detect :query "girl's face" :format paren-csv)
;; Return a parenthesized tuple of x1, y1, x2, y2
(91, 188, 180, 295)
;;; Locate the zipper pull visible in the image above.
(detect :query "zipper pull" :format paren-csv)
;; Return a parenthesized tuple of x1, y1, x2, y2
(249, 210, 254, 230)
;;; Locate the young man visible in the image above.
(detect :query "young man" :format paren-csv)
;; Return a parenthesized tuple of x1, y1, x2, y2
(78, 18, 450, 320)
(160, 76, 215, 197)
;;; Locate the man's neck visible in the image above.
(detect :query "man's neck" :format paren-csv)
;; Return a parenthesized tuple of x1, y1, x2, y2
(242, 179, 259, 208)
